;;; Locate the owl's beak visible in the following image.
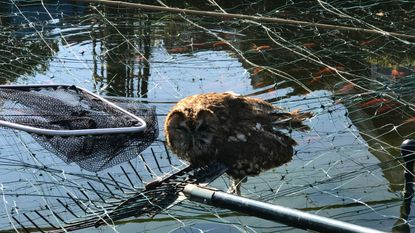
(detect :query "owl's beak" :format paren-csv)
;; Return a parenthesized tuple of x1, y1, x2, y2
(186, 121, 196, 131)
(184, 129, 200, 153)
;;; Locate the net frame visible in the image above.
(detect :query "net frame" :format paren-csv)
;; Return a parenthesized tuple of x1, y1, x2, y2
(0, 84, 159, 172)
(0, 96, 175, 232)
(0, 84, 147, 136)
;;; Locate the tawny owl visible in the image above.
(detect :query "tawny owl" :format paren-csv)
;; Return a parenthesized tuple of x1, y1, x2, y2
(164, 92, 312, 194)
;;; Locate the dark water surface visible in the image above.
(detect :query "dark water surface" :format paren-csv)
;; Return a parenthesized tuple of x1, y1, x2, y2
(1, 1, 415, 232)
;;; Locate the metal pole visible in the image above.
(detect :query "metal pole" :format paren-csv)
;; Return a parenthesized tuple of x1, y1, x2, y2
(391, 139, 415, 232)
(401, 139, 415, 197)
(184, 184, 386, 233)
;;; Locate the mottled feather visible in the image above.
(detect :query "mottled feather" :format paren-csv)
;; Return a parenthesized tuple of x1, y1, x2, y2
(164, 93, 312, 189)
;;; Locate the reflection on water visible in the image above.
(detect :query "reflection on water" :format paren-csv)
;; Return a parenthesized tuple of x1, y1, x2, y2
(2, 0, 415, 232)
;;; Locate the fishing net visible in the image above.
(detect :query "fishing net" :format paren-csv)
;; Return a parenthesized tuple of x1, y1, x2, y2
(1, 0, 415, 232)
(0, 85, 158, 172)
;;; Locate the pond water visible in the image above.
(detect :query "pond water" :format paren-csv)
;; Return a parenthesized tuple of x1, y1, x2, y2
(1, 1, 415, 232)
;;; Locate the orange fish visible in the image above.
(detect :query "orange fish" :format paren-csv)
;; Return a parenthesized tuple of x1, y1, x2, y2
(337, 83, 354, 94)
(391, 69, 406, 79)
(250, 44, 271, 52)
(213, 41, 228, 47)
(311, 66, 344, 83)
(375, 104, 394, 115)
(314, 66, 344, 77)
(191, 42, 210, 49)
(303, 42, 316, 49)
(404, 116, 415, 124)
(169, 47, 188, 53)
(255, 45, 271, 52)
(252, 67, 263, 76)
(255, 81, 266, 87)
(391, 69, 399, 77)
(359, 98, 389, 108)
(267, 88, 276, 93)
(359, 40, 376, 46)
(310, 75, 322, 84)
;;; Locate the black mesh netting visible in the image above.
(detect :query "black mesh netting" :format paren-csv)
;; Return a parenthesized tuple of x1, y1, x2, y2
(0, 85, 158, 172)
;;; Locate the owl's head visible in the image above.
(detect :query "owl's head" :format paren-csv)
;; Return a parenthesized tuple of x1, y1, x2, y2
(164, 109, 218, 163)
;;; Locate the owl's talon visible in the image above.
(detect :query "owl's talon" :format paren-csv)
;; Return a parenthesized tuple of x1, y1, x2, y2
(227, 185, 241, 195)
(228, 178, 243, 196)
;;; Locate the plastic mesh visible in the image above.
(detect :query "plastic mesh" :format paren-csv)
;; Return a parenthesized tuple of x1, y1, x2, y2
(3, 0, 415, 232)
(0, 85, 158, 172)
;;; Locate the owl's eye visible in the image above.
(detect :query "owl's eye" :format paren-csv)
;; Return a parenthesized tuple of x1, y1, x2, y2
(176, 126, 189, 132)
(197, 123, 210, 132)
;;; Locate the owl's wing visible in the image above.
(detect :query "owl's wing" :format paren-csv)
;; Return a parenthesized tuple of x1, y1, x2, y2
(270, 109, 313, 131)
(216, 124, 295, 179)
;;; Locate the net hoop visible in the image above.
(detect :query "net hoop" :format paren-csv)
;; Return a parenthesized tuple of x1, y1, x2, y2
(0, 84, 147, 136)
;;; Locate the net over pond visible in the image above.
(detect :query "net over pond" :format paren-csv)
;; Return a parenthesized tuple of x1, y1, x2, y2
(1, 0, 415, 232)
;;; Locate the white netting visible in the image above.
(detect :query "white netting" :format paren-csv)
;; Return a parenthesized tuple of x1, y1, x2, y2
(1, 0, 415, 232)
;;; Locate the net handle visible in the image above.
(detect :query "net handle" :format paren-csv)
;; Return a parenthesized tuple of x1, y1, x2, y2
(0, 84, 147, 136)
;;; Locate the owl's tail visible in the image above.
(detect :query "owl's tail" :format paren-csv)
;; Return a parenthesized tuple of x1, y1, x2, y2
(271, 109, 313, 131)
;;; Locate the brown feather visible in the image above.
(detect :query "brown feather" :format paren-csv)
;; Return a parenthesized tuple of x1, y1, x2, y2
(164, 93, 312, 182)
